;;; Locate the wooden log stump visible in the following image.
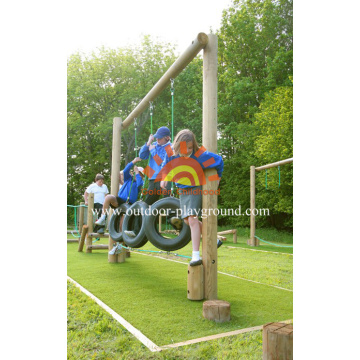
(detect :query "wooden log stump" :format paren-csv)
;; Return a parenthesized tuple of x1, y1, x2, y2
(187, 265, 204, 300)
(78, 225, 88, 252)
(203, 300, 231, 322)
(263, 322, 293, 360)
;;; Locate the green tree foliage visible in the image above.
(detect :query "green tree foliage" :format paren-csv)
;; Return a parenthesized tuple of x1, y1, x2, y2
(217, 0, 293, 229)
(254, 84, 293, 229)
(67, 0, 293, 231)
(67, 37, 177, 206)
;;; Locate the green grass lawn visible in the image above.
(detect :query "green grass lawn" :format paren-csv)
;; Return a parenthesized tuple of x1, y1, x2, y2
(68, 280, 264, 359)
(67, 226, 292, 357)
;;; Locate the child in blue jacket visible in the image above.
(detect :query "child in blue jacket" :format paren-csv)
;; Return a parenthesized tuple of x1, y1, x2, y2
(160, 129, 224, 266)
(125, 126, 173, 238)
(95, 157, 144, 226)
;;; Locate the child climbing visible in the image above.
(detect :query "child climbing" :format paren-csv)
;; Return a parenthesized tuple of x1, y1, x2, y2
(160, 129, 224, 266)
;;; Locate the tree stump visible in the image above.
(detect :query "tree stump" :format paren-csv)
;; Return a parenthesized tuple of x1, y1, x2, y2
(187, 265, 204, 300)
(263, 322, 293, 360)
(203, 300, 231, 322)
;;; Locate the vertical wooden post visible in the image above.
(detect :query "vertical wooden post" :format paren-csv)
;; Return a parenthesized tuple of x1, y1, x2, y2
(79, 202, 85, 236)
(109, 117, 126, 263)
(249, 165, 258, 246)
(202, 34, 218, 300)
(159, 215, 162, 233)
(187, 264, 204, 300)
(78, 225, 88, 252)
(86, 193, 94, 253)
(263, 322, 293, 359)
(233, 229, 237, 244)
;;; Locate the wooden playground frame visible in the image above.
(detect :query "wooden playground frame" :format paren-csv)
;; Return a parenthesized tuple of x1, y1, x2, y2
(69, 33, 220, 300)
(248, 158, 293, 246)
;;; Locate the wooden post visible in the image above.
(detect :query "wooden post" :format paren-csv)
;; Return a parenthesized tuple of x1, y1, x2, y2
(109, 117, 126, 263)
(86, 193, 94, 253)
(78, 225, 88, 252)
(202, 34, 218, 300)
(203, 300, 231, 322)
(249, 165, 258, 246)
(79, 202, 85, 236)
(159, 215, 162, 233)
(233, 229, 237, 244)
(263, 323, 293, 360)
(187, 265, 204, 300)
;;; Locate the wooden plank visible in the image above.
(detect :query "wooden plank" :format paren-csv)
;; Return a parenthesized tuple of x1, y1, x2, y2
(67, 276, 162, 352)
(162, 320, 292, 349)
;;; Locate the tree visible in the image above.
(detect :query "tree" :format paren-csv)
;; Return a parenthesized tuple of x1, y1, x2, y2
(216, 0, 293, 228)
(67, 37, 177, 206)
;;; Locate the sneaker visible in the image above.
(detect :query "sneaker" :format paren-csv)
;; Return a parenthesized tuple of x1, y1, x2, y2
(189, 258, 202, 266)
(97, 227, 105, 234)
(170, 217, 182, 230)
(109, 243, 120, 255)
(95, 214, 106, 226)
(115, 244, 122, 254)
(124, 230, 136, 238)
(217, 238, 223, 249)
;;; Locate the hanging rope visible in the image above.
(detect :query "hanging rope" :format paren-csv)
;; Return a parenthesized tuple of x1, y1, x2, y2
(170, 78, 175, 196)
(255, 235, 293, 248)
(149, 101, 153, 134)
(134, 118, 138, 157)
(278, 166, 281, 188)
(265, 169, 268, 189)
(170, 78, 175, 142)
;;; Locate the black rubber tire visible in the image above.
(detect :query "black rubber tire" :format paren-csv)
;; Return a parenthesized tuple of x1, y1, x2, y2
(122, 201, 149, 248)
(144, 197, 191, 251)
(108, 203, 130, 242)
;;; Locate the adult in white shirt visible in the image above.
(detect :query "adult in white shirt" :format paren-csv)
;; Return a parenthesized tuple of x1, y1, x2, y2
(84, 174, 109, 232)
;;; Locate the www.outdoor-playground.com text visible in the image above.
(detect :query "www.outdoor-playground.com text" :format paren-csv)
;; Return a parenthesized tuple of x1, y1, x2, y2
(92, 205, 270, 219)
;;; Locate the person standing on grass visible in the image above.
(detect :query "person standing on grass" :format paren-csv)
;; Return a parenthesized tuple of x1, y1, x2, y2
(160, 129, 224, 266)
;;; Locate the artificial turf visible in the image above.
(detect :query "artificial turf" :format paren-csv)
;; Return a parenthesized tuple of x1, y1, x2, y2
(67, 239, 292, 346)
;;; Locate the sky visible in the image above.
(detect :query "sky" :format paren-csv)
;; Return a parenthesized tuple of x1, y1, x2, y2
(65, 0, 233, 57)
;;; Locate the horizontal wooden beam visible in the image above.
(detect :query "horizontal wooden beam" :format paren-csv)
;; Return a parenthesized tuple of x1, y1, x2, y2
(87, 244, 109, 250)
(87, 233, 109, 238)
(217, 229, 236, 235)
(121, 33, 208, 130)
(255, 158, 293, 171)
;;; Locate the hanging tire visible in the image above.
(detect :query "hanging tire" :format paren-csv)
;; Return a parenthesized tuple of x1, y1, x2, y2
(144, 197, 191, 251)
(108, 203, 130, 242)
(122, 201, 149, 248)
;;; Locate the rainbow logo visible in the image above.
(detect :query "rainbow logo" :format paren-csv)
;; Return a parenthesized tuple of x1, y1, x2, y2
(143, 142, 220, 186)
